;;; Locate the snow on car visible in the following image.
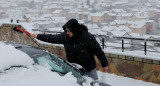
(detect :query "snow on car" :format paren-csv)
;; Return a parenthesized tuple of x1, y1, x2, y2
(0, 42, 81, 86)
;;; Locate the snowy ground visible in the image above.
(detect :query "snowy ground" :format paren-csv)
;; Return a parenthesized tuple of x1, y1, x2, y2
(0, 42, 159, 86)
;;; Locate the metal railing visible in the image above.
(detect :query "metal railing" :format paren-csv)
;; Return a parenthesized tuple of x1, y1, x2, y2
(100, 36, 160, 55)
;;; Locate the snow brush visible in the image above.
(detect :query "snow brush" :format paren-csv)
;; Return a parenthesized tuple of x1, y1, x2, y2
(13, 27, 31, 36)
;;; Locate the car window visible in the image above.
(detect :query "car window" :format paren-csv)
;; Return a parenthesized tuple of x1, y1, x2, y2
(36, 53, 84, 84)
(49, 54, 85, 84)
(36, 55, 66, 73)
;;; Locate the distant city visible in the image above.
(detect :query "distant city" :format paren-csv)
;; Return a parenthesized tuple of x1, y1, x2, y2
(1, 0, 160, 51)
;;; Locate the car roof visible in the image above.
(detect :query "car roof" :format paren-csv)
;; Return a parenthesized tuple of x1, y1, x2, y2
(5, 42, 47, 58)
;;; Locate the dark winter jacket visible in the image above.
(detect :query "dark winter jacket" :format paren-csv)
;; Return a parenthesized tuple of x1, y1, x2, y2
(37, 19, 108, 72)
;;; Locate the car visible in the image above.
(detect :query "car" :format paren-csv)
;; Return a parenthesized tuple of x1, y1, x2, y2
(3, 42, 85, 84)
(1, 42, 110, 86)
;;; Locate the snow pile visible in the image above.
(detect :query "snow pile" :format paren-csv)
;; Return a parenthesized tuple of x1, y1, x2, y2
(0, 65, 80, 86)
(0, 42, 80, 86)
(0, 42, 34, 72)
(98, 71, 159, 86)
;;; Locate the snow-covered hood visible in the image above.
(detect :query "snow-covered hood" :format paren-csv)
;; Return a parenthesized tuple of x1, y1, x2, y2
(0, 42, 34, 72)
(0, 42, 80, 86)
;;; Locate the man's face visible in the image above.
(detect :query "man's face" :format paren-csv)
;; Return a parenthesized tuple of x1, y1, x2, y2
(66, 28, 73, 38)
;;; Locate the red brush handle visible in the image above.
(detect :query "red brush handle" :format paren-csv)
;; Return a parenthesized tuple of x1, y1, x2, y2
(16, 28, 31, 35)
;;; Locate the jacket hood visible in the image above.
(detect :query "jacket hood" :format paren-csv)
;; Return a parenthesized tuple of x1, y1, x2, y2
(63, 19, 88, 39)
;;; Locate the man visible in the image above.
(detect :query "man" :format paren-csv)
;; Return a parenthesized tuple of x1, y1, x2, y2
(31, 19, 109, 80)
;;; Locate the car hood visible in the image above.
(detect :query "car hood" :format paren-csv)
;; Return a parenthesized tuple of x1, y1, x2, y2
(0, 42, 34, 72)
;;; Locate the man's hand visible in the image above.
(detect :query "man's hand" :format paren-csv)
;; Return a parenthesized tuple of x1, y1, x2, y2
(103, 66, 109, 72)
(31, 34, 37, 38)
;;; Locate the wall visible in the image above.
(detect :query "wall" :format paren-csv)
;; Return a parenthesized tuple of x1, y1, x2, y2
(100, 54, 160, 84)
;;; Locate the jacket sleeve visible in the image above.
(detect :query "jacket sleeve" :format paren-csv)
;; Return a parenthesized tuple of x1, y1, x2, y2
(89, 35, 108, 67)
(37, 32, 66, 44)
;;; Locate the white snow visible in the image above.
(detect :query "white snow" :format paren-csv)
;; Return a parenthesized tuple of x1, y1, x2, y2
(0, 41, 159, 86)
(98, 71, 159, 86)
(104, 48, 160, 61)
(105, 41, 131, 48)
(0, 42, 34, 72)
(0, 66, 80, 86)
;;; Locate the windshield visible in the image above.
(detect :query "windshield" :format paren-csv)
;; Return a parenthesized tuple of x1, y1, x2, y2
(35, 53, 84, 84)
(36, 54, 66, 73)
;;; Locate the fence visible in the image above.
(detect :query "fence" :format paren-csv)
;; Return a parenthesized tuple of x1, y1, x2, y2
(100, 36, 160, 55)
